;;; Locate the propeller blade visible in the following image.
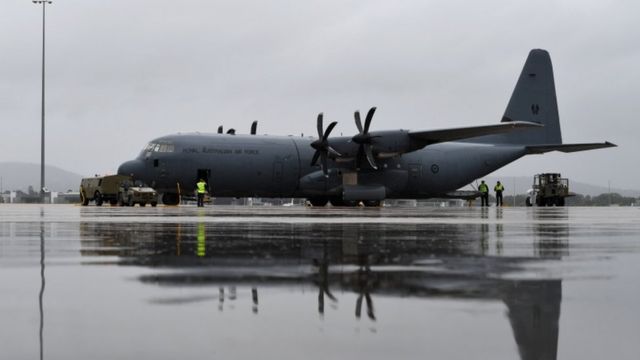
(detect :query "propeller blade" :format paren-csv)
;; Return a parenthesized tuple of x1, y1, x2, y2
(323, 121, 338, 141)
(321, 152, 329, 177)
(364, 145, 378, 170)
(251, 121, 257, 135)
(310, 151, 321, 166)
(364, 107, 376, 133)
(310, 112, 339, 175)
(355, 146, 363, 169)
(317, 113, 324, 138)
(354, 111, 363, 134)
(217, 126, 223, 134)
(327, 146, 342, 158)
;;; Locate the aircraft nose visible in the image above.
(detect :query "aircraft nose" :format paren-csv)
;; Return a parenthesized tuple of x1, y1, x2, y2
(117, 160, 144, 178)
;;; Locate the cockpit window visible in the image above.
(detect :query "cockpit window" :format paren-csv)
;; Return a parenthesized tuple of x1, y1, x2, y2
(141, 142, 175, 154)
(159, 144, 174, 152)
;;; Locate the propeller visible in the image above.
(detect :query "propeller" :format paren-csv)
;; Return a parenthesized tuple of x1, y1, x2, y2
(351, 107, 379, 169)
(250, 121, 258, 135)
(310, 113, 341, 177)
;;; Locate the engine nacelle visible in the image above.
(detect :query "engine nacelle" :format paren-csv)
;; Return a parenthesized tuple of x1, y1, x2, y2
(330, 130, 424, 161)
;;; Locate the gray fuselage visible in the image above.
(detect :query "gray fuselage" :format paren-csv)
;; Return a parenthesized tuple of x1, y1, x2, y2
(118, 133, 526, 199)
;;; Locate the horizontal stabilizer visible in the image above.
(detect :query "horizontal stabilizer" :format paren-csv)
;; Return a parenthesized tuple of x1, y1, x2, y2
(409, 121, 542, 145)
(526, 142, 616, 154)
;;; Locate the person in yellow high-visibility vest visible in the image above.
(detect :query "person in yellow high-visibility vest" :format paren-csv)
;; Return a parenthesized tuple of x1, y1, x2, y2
(494, 181, 505, 207)
(478, 180, 489, 207)
(196, 179, 208, 207)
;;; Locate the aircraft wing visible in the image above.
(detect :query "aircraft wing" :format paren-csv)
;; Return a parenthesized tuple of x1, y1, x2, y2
(408, 121, 542, 145)
(525, 142, 617, 154)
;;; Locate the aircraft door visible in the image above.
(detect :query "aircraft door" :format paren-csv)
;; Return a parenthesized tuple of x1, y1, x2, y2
(272, 161, 286, 196)
(408, 163, 422, 192)
(273, 162, 283, 183)
(152, 158, 166, 178)
(196, 169, 211, 190)
(272, 158, 298, 197)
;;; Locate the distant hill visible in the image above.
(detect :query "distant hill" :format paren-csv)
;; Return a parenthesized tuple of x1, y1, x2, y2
(0, 162, 84, 192)
(468, 176, 640, 198)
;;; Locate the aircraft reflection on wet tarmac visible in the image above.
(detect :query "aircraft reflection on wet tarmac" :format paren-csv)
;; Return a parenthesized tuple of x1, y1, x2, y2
(77, 209, 568, 360)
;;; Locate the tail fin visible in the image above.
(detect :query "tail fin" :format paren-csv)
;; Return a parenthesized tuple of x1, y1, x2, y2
(498, 49, 562, 145)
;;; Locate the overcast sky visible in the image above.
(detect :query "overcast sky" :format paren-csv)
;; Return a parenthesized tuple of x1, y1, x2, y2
(1, 0, 638, 189)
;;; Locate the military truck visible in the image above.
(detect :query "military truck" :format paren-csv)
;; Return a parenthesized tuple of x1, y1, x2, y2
(117, 182, 158, 207)
(80, 175, 130, 206)
(525, 173, 571, 207)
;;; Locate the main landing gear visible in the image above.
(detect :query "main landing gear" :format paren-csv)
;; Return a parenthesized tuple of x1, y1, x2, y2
(162, 193, 180, 206)
(306, 197, 381, 207)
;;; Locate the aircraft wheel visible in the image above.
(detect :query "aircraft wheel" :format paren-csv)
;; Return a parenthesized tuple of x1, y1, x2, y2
(139, 202, 146, 207)
(151, 202, 158, 207)
(109, 199, 118, 206)
(557, 197, 565, 207)
(329, 197, 344, 207)
(94, 192, 103, 206)
(363, 200, 381, 207)
(330, 198, 358, 207)
(162, 193, 180, 206)
(525, 197, 532, 207)
(307, 197, 328, 207)
(342, 200, 359, 207)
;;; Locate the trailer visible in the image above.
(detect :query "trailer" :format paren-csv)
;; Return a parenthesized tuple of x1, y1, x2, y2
(80, 175, 157, 206)
(80, 175, 130, 206)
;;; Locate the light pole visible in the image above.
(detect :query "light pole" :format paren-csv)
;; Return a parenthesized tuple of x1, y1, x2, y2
(33, 0, 52, 203)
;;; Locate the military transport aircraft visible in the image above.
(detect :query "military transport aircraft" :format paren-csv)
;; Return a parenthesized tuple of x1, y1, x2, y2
(118, 49, 615, 206)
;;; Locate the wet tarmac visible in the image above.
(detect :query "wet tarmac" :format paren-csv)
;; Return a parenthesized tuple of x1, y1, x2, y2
(1, 204, 639, 360)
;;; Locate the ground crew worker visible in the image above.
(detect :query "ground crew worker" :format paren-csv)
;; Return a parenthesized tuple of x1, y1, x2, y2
(196, 178, 208, 207)
(478, 180, 489, 207)
(494, 181, 505, 207)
